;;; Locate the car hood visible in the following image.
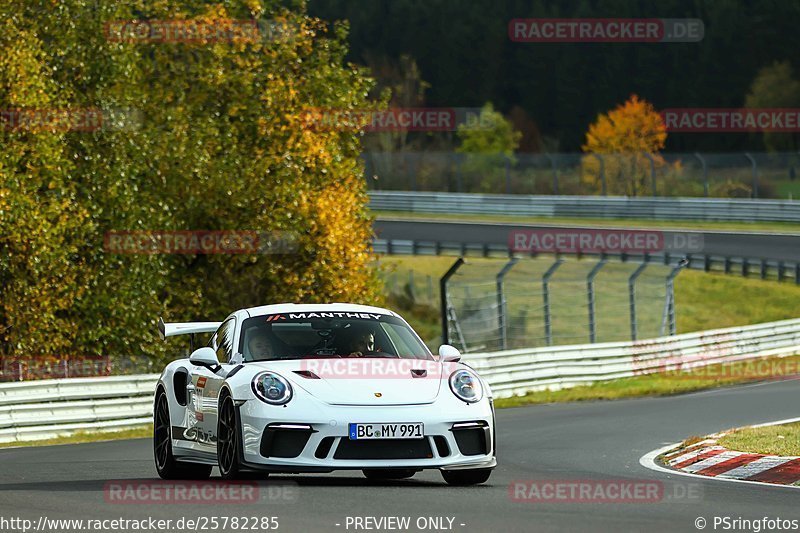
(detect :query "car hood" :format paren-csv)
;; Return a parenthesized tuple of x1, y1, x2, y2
(247, 358, 447, 405)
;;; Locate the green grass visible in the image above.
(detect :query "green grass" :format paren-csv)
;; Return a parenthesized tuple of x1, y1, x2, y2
(0, 426, 151, 449)
(718, 422, 800, 456)
(376, 211, 800, 233)
(676, 270, 800, 332)
(493, 355, 800, 408)
(776, 181, 800, 201)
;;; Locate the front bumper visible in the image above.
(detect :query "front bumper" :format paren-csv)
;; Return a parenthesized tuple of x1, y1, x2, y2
(236, 398, 496, 473)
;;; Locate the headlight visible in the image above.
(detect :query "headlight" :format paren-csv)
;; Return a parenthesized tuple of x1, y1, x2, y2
(252, 372, 293, 405)
(448, 369, 483, 403)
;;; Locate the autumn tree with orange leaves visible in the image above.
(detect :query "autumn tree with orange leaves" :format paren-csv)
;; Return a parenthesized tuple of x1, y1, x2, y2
(581, 95, 667, 196)
(0, 1, 383, 368)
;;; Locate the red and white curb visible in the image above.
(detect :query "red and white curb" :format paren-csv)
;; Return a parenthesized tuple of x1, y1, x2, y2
(640, 417, 800, 489)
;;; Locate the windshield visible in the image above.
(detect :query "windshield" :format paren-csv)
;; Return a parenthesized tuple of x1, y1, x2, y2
(238, 312, 433, 362)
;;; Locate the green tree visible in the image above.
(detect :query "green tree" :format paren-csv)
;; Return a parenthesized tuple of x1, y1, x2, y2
(0, 15, 91, 358)
(745, 61, 800, 151)
(455, 103, 521, 192)
(0, 0, 382, 368)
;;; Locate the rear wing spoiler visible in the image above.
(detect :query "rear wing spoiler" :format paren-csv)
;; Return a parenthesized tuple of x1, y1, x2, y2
(158, 317, 220, 346)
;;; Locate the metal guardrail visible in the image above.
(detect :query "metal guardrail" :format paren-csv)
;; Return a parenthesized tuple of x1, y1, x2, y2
(369, 191, 800, 223)
(0, 374, 158, 443)
(2, 318, 799, 442)
(462, 318, 800, 398)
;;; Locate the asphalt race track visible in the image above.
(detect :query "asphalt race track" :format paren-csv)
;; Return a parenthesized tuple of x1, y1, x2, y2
(2, 379, 799, 533)
(375, 218, 800, 263)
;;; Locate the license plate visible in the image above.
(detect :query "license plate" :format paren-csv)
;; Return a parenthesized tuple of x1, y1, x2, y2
(348, 422, 424, 440)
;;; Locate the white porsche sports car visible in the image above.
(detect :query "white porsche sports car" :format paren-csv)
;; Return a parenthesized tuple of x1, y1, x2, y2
(154, 303, 496, 485)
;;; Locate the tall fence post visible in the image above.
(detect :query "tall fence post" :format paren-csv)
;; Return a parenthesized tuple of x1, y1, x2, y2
(455, 153, 463, 193)
(505, 155, 512, 194)
(628, 261, 649, 341)
(660, 259, 689, 337)
(694, 152, 708, 197)
(542, 258, 565, 346)
(496, 258, 519, 350)
(363, 154, 375, 190)
(587, 259, 608, 343)
(643, 152, 657, 197)
(440, 258, 465, 346)
(592, 153, 607, 196)
(409, 152, 418, 192)
(545, 153, 559, 195)
(744, 152, 758, 198)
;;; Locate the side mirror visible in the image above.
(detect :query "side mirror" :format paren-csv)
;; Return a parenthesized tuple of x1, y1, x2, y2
(438, 344, 461, 363)
(189, 347, 219, 369)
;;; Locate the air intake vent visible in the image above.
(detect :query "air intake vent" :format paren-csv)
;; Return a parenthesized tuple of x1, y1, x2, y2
(334, 439, 433, 460)
(293, 370, 320, 379)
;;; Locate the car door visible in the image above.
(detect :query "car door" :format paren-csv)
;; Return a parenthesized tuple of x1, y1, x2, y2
(188, 317, 235, 450)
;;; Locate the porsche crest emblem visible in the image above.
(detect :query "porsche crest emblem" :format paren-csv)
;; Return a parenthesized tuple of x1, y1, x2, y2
(374, 392, 382, 397)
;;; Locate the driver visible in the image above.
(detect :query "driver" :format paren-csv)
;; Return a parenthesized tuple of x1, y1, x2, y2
(342, 327, 375, 357)
(248, 330, 275, 360)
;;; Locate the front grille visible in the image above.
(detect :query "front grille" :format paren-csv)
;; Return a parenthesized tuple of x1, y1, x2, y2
(260, 426, 313, 458)
(334, 438, 433, 460)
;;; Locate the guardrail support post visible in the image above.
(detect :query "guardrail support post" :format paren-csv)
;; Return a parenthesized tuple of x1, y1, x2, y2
(592, 153, 607, 196)
(745, 152, 759, 198)
(440, 258, 465, 346)
(543, 258, 565, 346)
(628, 261, 649, 341)
(496, 258, 519, 350)
(694, 153, 708, 197)
(587, 259, 608, 343)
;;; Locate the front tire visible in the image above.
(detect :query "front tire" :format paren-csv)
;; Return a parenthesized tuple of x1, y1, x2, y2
(441, 468, 491, 486)
(154, 390, 212, 480)
(217, 394, 245, 480)
(362, 469, 417, 480)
